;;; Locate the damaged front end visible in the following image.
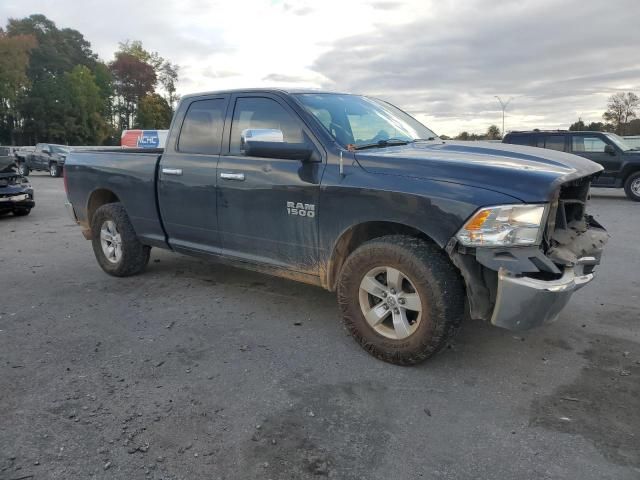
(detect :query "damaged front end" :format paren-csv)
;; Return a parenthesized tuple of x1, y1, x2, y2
(448, 175, 608, 331)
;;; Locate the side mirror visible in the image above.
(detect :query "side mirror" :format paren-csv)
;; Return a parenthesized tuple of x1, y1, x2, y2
(241, 129, 318, 162)
(604, 144, 616, 155)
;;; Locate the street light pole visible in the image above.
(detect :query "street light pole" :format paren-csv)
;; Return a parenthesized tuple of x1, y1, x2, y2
(494, 96, 512, 137)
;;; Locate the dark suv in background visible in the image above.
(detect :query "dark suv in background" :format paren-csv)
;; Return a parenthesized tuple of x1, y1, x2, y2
(503, 130, 640, 201)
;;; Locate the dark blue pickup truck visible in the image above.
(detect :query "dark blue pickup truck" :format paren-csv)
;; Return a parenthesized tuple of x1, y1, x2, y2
(64, 90, 608, 365)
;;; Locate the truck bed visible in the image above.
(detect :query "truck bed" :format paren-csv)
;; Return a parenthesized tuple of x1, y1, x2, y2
(65, 150, 167, 247)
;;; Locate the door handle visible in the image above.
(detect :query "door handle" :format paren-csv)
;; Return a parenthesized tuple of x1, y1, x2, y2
(220, 172, 245, 181)
(162, 168, 183, 176)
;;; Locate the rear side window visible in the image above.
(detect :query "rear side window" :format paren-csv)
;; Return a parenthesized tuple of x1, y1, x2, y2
(543, 136, 565, 151)
(572, 135, 607, 153)
(230, 97, 304, 155)
(507, 135, 532, 146)
(178, 99, 226, 155)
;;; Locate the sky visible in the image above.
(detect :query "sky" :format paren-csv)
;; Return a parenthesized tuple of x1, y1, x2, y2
(1, 0, 639, 137)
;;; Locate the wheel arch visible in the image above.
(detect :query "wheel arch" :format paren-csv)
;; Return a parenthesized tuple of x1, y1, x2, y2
(622, 164, 640, 184)
(325, 221, 440, 291)
(87, 188, 121, 227)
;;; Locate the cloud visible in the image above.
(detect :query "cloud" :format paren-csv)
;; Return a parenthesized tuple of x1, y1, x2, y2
(311, 0, 640, 134)
(370, 1, 402, 10)
(2, 0, 638, 135)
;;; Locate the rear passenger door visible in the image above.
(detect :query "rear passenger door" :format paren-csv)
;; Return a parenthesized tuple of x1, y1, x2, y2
(158, 95, 229, 252)
(540, 135, 566, 152)
(30, 144, 44, 169)
(570, 134, 620, 185)
(216, 94, 324, 273)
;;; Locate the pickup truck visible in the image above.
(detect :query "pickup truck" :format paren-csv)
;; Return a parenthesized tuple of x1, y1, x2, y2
(64, 89, 609, 365)
(17, 143, 69, 177)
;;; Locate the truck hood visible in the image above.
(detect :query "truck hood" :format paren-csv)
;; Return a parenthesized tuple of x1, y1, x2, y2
(355, 141, 603, 202)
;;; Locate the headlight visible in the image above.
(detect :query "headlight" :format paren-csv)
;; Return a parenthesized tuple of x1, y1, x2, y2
(456, 204, 547, 247)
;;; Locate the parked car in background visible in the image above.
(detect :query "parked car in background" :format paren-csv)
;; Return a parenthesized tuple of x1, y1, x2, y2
(17, 143, 69, 177)
(65, 89, 608, 365)
(0, 147, 34, 217)
(503, 130, 640, 201)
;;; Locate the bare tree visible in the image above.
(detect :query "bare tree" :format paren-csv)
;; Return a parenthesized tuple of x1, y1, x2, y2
(603, 92, 639, 135)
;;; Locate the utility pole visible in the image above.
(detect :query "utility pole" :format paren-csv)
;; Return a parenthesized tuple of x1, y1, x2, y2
(494, 96, 512, 137)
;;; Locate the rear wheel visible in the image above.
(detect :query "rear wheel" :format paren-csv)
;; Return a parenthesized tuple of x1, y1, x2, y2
(337, 235, 465, 365)
(624, 172, 640, 201)
(91, 203, 150, 277)
(17, 163, 29, 176)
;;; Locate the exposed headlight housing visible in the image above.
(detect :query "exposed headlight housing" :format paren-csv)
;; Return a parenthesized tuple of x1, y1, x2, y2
(456, 204, 547, 247)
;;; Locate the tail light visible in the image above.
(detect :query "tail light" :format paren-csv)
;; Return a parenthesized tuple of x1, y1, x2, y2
(63, 165, 69, 196)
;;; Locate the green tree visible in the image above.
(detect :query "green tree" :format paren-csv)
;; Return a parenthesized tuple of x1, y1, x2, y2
(6, 14, 99, 142)
(0, 30, 36, 144)
(63, 65, 109, 144)
(603, 92, 639, 135)
(136, 93, 172, 129)
(456, 131, 470, 140)
(486, 124, 501, 140)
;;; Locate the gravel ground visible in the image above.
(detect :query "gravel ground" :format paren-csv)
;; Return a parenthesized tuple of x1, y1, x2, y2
(0, 174, 639, 480)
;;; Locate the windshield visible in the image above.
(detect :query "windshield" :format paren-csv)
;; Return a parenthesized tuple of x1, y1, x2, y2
(51, 145, 70, 154)
(294, 93, 438, 149)
(604, 133, 633, 151)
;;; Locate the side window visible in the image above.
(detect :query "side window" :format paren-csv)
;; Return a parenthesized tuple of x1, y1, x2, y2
(508, 135, 532, 146)
(230, 97, 304, 155)
(177, 99, 226, 155)
(544, 136, 565, 151)
(572, 136, 607, 153)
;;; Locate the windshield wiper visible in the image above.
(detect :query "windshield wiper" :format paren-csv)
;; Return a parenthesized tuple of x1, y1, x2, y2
(352, 138, 412, 150)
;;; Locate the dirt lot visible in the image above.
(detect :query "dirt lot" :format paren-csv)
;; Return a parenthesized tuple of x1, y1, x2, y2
(1, 173, 639, 480)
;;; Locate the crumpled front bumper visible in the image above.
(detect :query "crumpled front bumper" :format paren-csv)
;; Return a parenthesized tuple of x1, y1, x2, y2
(490, 258, 596, 331)
(0, 191, 35, 209)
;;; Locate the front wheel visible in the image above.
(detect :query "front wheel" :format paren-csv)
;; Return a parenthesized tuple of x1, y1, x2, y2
(49, 163, 61, 177)
(91, 203, 150, 277)
(337, 235, 465, 365)
(13, 208, 31, 216)
(17, 163, 29, 176)
(624, 172, 640, 201)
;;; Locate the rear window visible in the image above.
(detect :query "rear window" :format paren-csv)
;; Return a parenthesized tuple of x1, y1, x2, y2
(178, 99, 226, 155)
(543, 135, 565, 151)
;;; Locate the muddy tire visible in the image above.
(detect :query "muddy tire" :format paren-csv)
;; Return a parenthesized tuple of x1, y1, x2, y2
(91, 203, 150, 277)
(624, 171, 640, 202)
(337, 235, 465, 365)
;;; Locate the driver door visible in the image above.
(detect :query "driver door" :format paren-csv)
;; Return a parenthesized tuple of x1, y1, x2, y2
(570, 134, 620, 185)
(216, 94, 325, 273)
